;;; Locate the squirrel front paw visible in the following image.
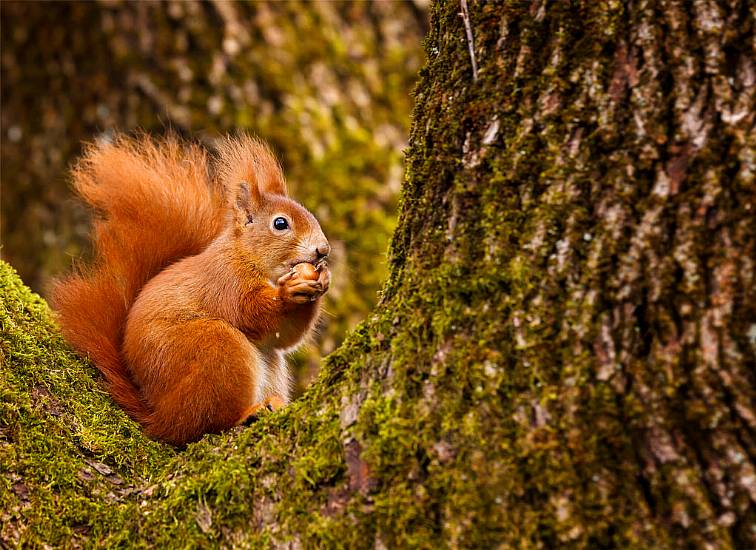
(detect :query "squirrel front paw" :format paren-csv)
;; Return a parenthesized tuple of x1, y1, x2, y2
(277, 263, 330, 304)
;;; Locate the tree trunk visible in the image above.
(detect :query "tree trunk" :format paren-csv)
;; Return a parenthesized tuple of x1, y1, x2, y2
(1, 1, 754, 547)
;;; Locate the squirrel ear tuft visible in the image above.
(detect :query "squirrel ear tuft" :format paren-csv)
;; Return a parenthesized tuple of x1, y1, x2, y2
(215, 134, 288, 198)
(262, 174, 288, 197)
(235, 181, 262, 223)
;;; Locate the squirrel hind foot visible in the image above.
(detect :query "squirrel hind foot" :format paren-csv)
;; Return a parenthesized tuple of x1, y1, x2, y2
(238, 395, 287, 426)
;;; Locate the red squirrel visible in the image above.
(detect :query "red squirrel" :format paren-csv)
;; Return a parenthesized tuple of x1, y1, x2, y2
(52, 134, 331, 445)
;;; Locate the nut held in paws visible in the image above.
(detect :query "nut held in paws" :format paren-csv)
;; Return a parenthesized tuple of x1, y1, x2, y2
(293, 262, 319, 280)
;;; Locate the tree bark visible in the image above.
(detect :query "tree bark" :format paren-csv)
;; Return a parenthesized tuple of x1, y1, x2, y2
(1, 0, 754, 547)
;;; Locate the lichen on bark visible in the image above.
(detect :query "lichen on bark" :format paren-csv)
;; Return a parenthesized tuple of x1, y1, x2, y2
(2, 0, 755, 547)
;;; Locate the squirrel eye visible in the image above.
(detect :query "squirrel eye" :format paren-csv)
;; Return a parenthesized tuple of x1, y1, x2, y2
(273, 217, 289, 231)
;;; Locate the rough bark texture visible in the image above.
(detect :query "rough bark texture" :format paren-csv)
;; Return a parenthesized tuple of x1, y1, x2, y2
(2, 0, 755, 548)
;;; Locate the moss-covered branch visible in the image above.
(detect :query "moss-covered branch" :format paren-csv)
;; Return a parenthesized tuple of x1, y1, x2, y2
(2, 259, 369, 546)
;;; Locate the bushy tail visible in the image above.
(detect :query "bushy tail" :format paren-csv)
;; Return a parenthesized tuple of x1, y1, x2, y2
(51, 134, 227, 423)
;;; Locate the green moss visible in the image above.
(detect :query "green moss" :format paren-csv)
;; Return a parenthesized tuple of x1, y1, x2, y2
(0, 260, 171, 545)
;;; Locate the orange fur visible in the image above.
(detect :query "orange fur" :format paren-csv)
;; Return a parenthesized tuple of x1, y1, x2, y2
(52, 133, 330, 445)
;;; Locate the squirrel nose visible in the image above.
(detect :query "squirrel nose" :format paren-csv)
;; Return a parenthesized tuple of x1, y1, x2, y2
(314, 242, 330, 261)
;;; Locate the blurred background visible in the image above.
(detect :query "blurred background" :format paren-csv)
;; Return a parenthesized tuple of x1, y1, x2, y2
(0, 0, 428, 394)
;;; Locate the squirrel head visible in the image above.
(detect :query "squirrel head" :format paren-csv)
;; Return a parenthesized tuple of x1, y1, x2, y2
(216, 135, 330, 284)
(232, 182, 330, 283)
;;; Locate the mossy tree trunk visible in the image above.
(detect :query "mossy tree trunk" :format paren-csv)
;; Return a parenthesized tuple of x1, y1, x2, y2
(361, 0, 755, 545)
(2, 0, 755, 547)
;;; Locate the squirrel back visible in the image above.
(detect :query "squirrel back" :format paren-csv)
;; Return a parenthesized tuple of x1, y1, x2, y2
(51, 134, 226, 423)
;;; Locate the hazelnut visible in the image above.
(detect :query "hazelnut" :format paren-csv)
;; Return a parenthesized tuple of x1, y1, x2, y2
(293, 262, 319, 280)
